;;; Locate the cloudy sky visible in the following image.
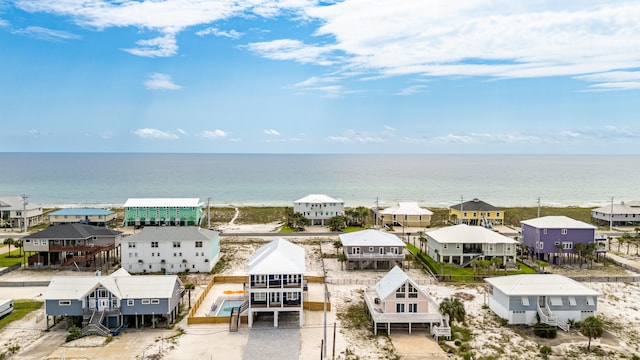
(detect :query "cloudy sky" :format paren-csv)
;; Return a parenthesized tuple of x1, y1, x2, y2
(1, 0, 639, 154)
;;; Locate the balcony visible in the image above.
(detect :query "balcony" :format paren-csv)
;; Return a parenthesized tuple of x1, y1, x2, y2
(346, 253, 405, 261)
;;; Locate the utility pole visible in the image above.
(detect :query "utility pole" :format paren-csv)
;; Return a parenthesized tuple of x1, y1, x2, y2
(460, 195, 464, 225)
(610, 196, 614, 232)
(537, 197, 541, 218)
(207, 197, 211, 229)
(21, 194, 28, 233)
(375, 197, 379, 228)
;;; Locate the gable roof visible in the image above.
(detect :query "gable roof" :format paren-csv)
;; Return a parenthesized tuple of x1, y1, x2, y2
(592, 203, 640, 215)
(450, 198, 500, 212)
(248, 238, 305, 275)
(123, 198, 201, 207)
(126, 226, 218, 242)
(25, 223, 122, 239)
(426, 224, 518, 244)
(485, 274, 600, 297)
(0, 196, 41, 211)
(339, 229, 405, 247)
(294, 194, 343, 204)
(44, 269, 182, 300)
(49, 208, 114, 216)
(374, 266, 429, 300)
(520, 216, 595, 229)
(380, 202, 434, 216)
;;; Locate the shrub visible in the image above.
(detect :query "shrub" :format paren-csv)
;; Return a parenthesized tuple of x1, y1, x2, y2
(533, 324, 557, 339)
(540, 345, 552, 358)
(66, 325, 83, 342)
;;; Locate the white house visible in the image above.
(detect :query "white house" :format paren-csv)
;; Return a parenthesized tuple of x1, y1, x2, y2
(339, 230, 406, 270)
(591, 201, 640, 226)
(379, 202, 434, 227)
(484, 274, 601, 331)
(122, 227, 220, 274)
(364, 266, 450, 338)
(0, 196, 44, 230)
(425, 224, 518, 267)
(293, 194, 344, 225)
(247, 238, 306, 328)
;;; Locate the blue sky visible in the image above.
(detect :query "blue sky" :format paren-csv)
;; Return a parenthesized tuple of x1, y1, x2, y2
(1, 0, 639, 154)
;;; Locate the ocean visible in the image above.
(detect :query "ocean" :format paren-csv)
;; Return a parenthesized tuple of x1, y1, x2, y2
(0, 153, 638, 208)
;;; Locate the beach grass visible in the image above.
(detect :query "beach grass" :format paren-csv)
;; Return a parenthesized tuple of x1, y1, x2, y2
(0, 249, 23, 267)
(0, 299, 43, 331)
(502, 206, 594, 226)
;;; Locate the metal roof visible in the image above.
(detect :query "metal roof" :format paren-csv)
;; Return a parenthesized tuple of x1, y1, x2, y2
(485, 274, 601, 297)
(591, 203, 640, 215)
(450, 198, 500, 212)
(123, 198, 201, 207)
(339, 229, 405, 247)
(126, 226, 218, 242)
(520, 216, 595, 229)
(379, 202, 434, 216)
(0, 196, 41, 210)
(248, 238, 306, 275)
(426, 224, 518, 244)
(293, 194, 343, 204)
(44, 269, 182, 300)
(50, 208, 114, 216)
(374, 265, 429, 300)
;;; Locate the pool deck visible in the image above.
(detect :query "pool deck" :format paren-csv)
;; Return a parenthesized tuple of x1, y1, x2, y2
(193, 280, 327, 317)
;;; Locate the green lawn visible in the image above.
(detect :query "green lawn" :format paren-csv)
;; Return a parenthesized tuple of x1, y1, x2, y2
(0, 300, 43, 331)
(0, 249, 24, 267)
(408, 243, 536, 282)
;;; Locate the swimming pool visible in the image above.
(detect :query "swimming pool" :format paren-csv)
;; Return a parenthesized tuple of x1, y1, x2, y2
(216, 300, 244, 316)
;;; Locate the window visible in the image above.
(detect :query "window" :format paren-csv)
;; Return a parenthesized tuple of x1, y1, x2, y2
(151, 299, 160, 304)
(254, 275, 266, 284)
(34, 239, 39, 246)
(151, 241, 158, 248)
(408, 303, 418, 313)
(127, 299, 134, 306)
(173, 241, 181, 248)
(586, 297, 595, 306)
(59, 300, 71, 306)
(568, 296, 576, 306)
(141, 299, 151, 305)
(129, 252, 132, 258)
(369, 247, 374, 252)
(195, 241, 203, 248)
(379, 247, 384, 255)
(42, 239, 47, 245)
(396, 303, 405, 313)
(537, 242, 544, 250)
(562, 242, 573, 250)
(443, 244, 448, 249)
(521, 296, 530, 306)
(543, 229, 547, 235)
(396, 284, 406, 298)
(254, 293, 266, 301)
(549, 296, 563, 306)
(128, 242, 136, 248)
(98, 289, 108, 297)
(561, 228, 568, 235)
(287, 292, 299, 301)
(408, 283, 418, 298)
(554, 241, 560, 246)
(456, 244, 461, 249)
(352, 247, 361, 255)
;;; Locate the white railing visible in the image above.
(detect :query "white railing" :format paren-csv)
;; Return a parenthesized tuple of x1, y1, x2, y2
(536, 302, 557, 326)
(347, 253, 405, 260)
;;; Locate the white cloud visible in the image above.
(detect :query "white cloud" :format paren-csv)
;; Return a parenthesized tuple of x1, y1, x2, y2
(327, 129, 389, 143)
(12, 26, 81, 41)
(144, 73, 182, 90)
(244, 39, 336, 66)
(177, 128, 188, 135)
(395, 85, 427, 96)
(124, 34, 178, 57)
(200, 129, 228, 139)
(196, 27, 242, 39)
(27, 129, 40, 136)
(0, 19, 9, 27)
(132, 128, 179, 140)
(264, 129, 280, 135)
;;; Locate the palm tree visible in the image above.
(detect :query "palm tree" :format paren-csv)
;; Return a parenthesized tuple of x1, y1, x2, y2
(490, 257, 502, 275)
(535, 260, 549, 273)
(337, 253, 347, 270)
(439, 297, 466, 325)
(327, 215, 346, 232)
(555, 243, 563, 266)
(3, 238, 14, 257)
(333, 240, 342, 255)
(580, 316, 603, 352)
(417, 231, 426, 253)
(184, 283, 196, 309)
(607, 236, 613, 251)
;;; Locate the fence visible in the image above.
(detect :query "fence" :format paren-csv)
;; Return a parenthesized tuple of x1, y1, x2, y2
(0, 264, 21, 276)
(326, 277, 433, 286)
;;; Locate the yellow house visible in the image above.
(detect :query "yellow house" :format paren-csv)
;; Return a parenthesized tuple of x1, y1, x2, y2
(379, 202, 433, 227)
(449, 198, 503, 227)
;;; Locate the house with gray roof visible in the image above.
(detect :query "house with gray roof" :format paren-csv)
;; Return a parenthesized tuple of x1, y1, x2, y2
(521, 216, 597, 263)
(48, 208, 116, 227)
(0, 196, 44, 230)
(591, 201, 640, 227)
(339, 230, 406, 270)
(247, 238, 306, 328)
(485, 274, 600, 331)
(44, 268, 183, 334)
(449, 198, 503, 227)
(364, 266, 450, 338)
(121, 227, 220, 274)
(23, 223, 122, 269)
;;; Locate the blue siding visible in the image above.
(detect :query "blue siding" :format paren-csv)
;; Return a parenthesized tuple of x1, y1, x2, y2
(46, 299, 83, 316)
(120, 299, 170, 315)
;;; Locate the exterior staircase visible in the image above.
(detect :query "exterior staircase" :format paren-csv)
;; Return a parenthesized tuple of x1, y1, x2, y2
(81, 310, 110, 336)
(459, 253, 484, 268)
(229, 300, 249, 332)
(431, 315, 451, 340)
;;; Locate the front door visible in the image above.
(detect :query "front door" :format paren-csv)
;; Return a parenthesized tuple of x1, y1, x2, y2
(98, 298, 109, 311)
(269, 292, 280, 305)
(537, 296, 546, 307)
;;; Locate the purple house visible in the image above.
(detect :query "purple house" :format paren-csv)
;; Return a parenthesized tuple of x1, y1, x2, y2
(521, 216, 596, 262)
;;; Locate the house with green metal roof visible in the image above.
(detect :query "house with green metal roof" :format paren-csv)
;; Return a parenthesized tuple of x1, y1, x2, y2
(122, 198, 203, 227)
